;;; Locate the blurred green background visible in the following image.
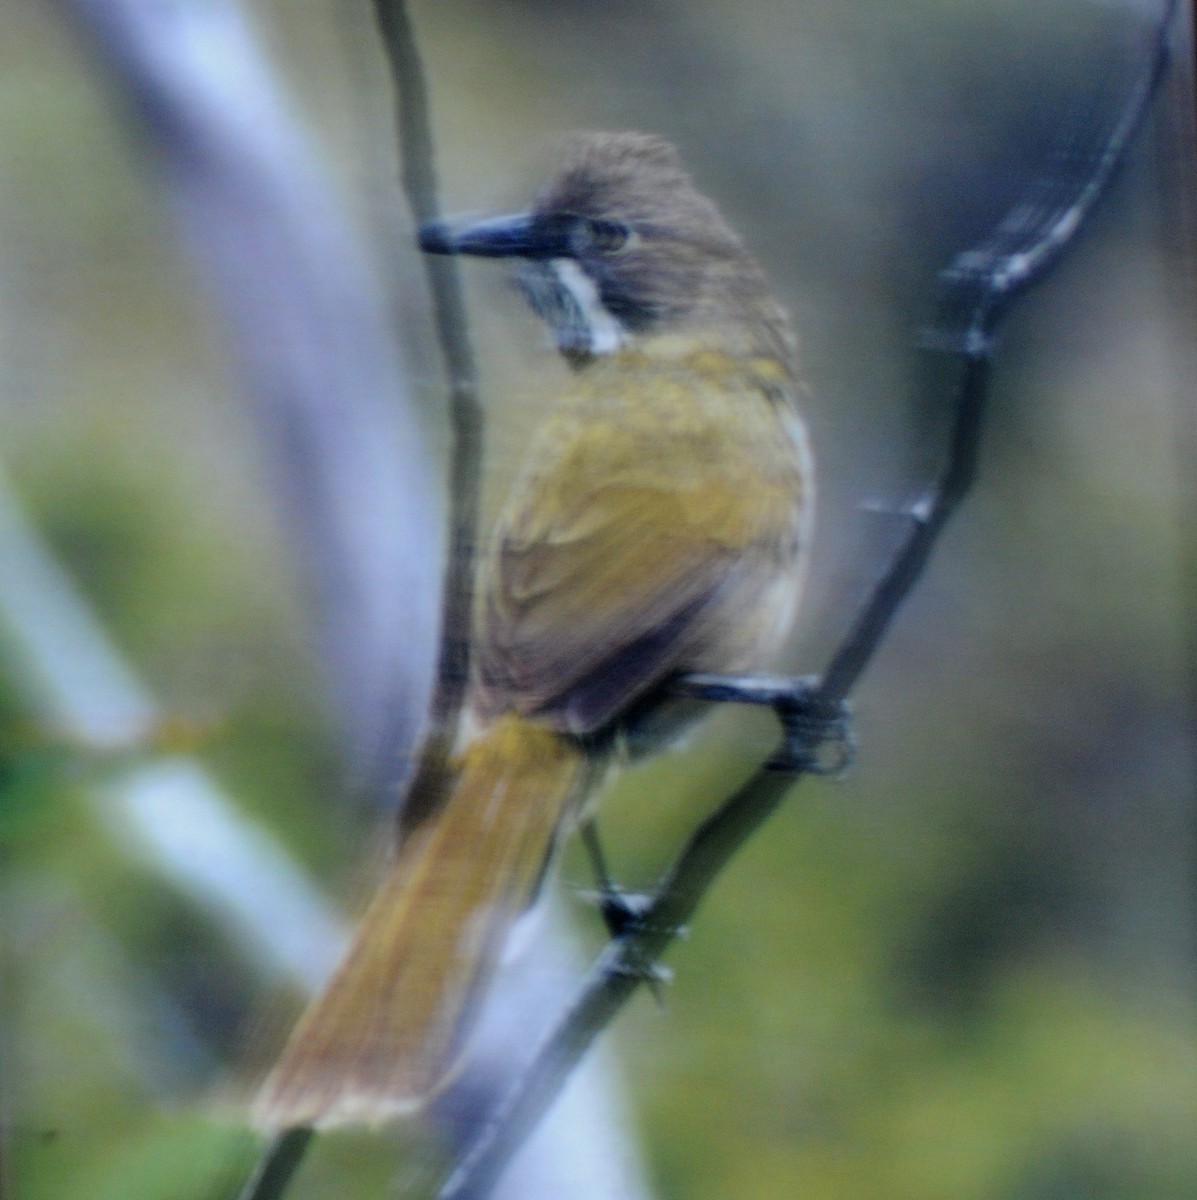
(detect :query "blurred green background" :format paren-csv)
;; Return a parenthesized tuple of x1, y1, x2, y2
(1, 0, 1194, 1198)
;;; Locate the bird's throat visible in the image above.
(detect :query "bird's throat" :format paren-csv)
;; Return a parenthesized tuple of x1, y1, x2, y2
(549, 259, 630, 358)
(517, 258, 630, 363)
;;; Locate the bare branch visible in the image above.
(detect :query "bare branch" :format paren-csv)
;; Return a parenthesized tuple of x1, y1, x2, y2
(371, 0, 484, 756)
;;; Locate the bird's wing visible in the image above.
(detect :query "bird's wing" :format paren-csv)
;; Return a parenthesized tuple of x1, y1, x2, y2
(476, 389, 801, 733)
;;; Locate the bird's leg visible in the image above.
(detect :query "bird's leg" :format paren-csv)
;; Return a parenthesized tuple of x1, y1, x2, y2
(578, 818, 671, 1001)
(671, 673, 854, 774)
(579, 818, 650, 938)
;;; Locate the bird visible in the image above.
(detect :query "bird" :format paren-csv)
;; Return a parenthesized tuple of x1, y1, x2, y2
(252, 131, 815, 1131)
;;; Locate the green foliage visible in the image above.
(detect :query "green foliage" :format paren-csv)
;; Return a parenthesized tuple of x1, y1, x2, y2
(14, 1114, 255, 1200)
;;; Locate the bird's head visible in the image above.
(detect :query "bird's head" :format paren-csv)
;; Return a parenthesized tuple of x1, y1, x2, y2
(420, 132, 788, 366)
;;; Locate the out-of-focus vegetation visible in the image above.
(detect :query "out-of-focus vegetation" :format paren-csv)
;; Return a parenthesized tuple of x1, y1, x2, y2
(2, 1, 1194, 1198)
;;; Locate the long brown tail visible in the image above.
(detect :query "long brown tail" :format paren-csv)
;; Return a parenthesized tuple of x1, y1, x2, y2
(252, 715, 585, 1131)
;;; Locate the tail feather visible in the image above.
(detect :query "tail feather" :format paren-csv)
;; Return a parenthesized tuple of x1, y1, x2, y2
(252, 716, 584, 1131)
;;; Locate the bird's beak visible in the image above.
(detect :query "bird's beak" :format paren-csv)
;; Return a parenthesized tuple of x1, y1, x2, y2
(418, 213, 568, 259)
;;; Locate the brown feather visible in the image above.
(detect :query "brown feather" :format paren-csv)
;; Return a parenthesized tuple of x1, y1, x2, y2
(252, 717, 584, 1131)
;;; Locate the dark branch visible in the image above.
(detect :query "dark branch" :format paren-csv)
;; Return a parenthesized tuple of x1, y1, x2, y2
(430, 5, 1181, 1197)
(236, 1128, 314, 1200)
(372, 0, 484, 749)
(923, 0, 1179, 360)
(817, 353, 989, 704)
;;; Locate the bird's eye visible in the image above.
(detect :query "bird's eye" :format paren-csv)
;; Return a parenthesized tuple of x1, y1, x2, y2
(562, 216, 634, 257)
(557, 214, 636, 258)
(588, 219, 634, 255)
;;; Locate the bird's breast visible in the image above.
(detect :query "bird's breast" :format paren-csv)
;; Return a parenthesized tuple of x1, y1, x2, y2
(475, 344, 813, 730)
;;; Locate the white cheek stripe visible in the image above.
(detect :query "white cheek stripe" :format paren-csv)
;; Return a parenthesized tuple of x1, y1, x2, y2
(550, 258, 629, 355)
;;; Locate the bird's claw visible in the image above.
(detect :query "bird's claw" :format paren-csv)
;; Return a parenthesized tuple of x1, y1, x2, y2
(577, 885, 677, 1004)
(592, 887, 655, 940)
(768, 683, 855, 775)
(673, 672, 855, 776)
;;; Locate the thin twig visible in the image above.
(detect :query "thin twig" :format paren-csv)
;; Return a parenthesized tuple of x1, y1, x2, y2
(371, 0, 484, 757)
(430, 4, 1180, 1197)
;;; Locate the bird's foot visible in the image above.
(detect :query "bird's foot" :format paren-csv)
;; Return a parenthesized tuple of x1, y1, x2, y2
(574, 884, 677, 1004)
(578, 883, 686, 940)
(595, 886, 653, 939)
(672, 672, 854, 775)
